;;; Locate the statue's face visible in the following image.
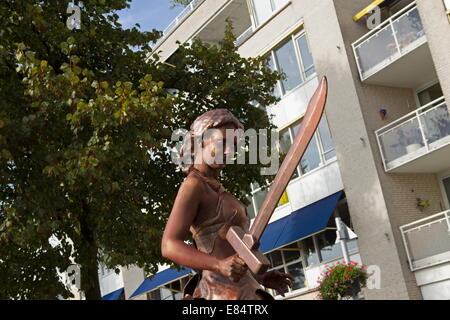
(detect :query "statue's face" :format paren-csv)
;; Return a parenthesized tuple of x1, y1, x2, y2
(199, 123, 239, 169)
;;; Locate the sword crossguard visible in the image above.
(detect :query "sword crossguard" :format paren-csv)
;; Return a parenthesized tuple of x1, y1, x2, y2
(226, 226, 270, 275)
(243, 233, 259, 249)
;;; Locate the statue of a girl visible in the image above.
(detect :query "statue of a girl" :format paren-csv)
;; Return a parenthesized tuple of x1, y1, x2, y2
(161, 109, 293, 300)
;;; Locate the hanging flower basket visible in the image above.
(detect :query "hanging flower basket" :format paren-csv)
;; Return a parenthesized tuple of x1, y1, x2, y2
(316, 261, 368, 300)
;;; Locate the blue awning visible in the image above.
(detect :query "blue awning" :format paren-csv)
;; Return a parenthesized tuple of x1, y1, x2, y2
(102, 287, 124, 300)
(130, 267, 192, 299)
(259, 191, 343, 252)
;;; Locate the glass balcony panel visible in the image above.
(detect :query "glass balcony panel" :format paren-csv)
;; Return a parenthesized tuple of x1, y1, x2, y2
(403, 217, 450, 269)
(392, 8, 425, 54)
(352, 4, 427, 82)
(355, 24, 397, 77)
(378, 118, 424, 165)
(419, 103, 450, 146)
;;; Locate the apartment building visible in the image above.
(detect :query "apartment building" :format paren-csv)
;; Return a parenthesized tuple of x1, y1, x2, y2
(98, 0, 450, 300)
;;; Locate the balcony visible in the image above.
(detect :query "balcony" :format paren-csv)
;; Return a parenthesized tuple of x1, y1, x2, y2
(400, 210, 450, 271)
(151, 0, 252, 61)
(151, 0, 204, 49)
(351, 2, 437, 88)
(194, 0, 252, 44)
(375, 97, 450, 173)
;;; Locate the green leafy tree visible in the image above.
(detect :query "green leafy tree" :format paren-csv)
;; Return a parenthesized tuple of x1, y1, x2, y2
(0, 0, 280, 299)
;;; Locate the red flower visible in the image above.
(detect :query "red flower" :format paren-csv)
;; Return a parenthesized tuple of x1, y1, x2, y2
(345, 274, 350, 279)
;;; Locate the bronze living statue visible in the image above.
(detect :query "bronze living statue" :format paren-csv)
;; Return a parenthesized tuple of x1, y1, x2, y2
(161, 77, 328, 300)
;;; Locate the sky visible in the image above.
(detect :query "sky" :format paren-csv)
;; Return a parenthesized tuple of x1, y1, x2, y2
(117, 0, 185, 32)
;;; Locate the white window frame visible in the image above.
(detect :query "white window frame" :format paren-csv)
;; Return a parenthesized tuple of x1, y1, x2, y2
(438, 170, 450, 210)
(146, 275, 190, 300)
(414, 79, 442, 108)
(265, 241, 308, 297)
(278, 115, 336, 179)
(250, 0, 290, 27)
(247, 179, 290, 220)
(269, 30, 317, 97)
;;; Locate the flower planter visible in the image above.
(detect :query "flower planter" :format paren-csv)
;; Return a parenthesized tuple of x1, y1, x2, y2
(341, 280, 361, 300)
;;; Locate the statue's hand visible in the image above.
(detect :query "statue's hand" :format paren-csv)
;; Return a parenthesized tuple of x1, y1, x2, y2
(216, 254, 248, 282)
(261, 270, 294, 296)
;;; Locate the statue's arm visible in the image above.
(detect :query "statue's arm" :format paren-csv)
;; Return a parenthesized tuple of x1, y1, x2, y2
(161, 176, 221, 272)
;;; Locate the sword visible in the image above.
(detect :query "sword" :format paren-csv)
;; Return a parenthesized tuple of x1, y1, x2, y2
(226, 76, 328, 275)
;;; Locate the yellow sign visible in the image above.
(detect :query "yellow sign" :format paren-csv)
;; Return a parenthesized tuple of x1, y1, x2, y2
(278, 190, 289, 206)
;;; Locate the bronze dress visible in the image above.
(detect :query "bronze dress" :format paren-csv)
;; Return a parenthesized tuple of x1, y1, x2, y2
(185, 169, 273, 300)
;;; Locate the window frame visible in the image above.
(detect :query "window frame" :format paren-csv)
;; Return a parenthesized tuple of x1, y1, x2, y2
(145, 275, 190, 300)
(250, 0, 290, 27)
(246, 180, 290, 221)
(269, 30, 317, 97)
(438, 172, 450, 210)
(278, 115, 336, 179)
(414, 79, 442, 107)
(264, 241, 308, 297)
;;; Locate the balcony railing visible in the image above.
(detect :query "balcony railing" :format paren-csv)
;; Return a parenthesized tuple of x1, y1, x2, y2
(400, 210, 450, 271)
(375, 97, 450, 172)
(352, 2, 426, 81)
(151, 0, 204, 49)
(234, 26, 253, 46)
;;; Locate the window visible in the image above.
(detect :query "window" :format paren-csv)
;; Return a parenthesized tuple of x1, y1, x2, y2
(246, 181, 289, 220)
(299, 198, 359, 267)
(251, 0, 290, 26)
(252, 0, 273, 25)
(318, 114, 336, 161)
(279, 115, 336, 179)
(266, 55, 282, 98)
(302, 237, 319, 265)
(443, 176, 450, 209)
(417, 82, 443, 106)
(267, 31, 316, 97)
(265, 242, 306, 295)
(146, 276, 190, 300)
(274, 40, 303, 93)
(297, 34, 315, 78)
(316, 229, 342, 263)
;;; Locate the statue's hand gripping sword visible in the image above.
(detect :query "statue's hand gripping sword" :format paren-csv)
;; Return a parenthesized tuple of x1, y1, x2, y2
(226, 76, 328, 275)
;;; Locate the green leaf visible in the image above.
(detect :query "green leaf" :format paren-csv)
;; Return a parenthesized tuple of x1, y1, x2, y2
(100, 81, 109, 89)
(91, 81, 99, 89)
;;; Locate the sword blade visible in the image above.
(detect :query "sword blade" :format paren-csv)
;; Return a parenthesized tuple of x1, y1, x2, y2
(246, 76, 328, 247)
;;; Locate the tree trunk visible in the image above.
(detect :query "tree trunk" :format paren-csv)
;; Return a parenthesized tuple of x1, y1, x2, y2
(79, 201, 101, 300)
